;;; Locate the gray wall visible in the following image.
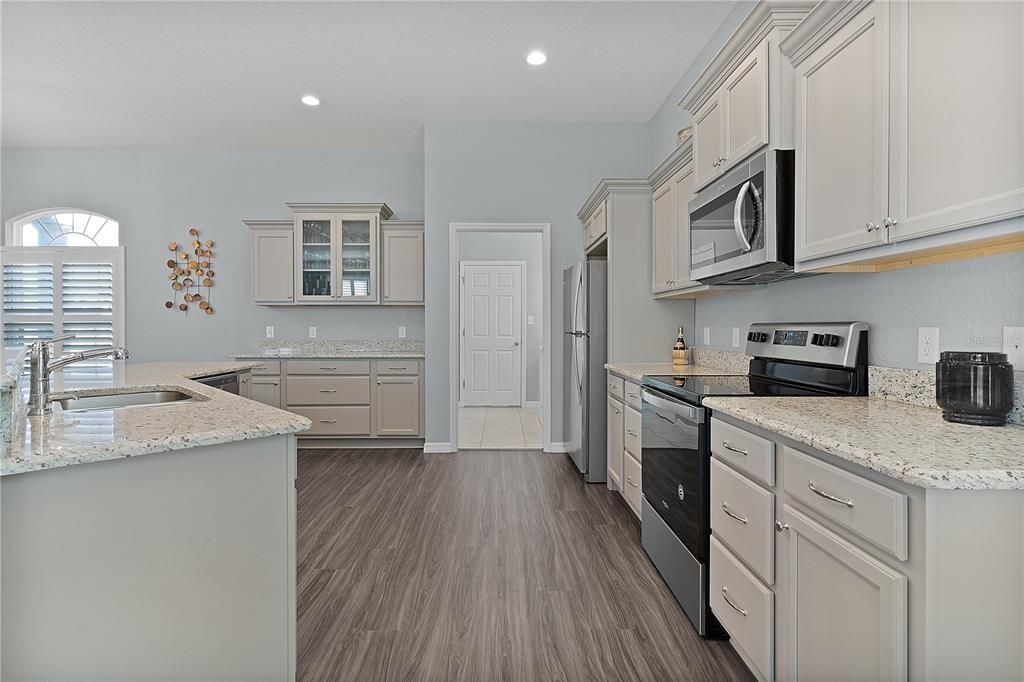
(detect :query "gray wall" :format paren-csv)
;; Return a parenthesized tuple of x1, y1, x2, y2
(694, 251, 1024, 369)
(458, 231, 544, 402)
(424, 122, 652, 446)
(1, 147, 425, 361)
(648, 1, 756, 165)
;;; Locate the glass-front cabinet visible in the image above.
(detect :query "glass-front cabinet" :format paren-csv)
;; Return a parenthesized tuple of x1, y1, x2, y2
(290, 204, 389, 304)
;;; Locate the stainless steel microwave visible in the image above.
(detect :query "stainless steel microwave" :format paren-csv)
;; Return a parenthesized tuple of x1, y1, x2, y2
(688, 149, 795, 285)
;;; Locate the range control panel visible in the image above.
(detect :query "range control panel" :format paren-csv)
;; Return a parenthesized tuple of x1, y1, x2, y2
(744, 322, 869, 368)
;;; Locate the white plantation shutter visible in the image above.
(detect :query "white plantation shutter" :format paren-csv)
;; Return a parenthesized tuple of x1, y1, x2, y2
(1, 247, 124, 367)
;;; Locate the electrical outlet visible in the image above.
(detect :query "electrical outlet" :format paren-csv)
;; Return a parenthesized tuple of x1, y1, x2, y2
(1003, 326, 1024, 367)
(308, 326, 317, 339)
(732, 327, 741, 348)
(918, 327, 939, 364)
(527, 315, 535, 325)
(265, 326, 274, 339)
(398, 326, 407, 339)
(703, 327, 710, 345)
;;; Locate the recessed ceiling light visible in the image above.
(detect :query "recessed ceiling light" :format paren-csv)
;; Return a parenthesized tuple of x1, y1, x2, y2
(300, 95, 320, 107)
(526, 50, 547, 66)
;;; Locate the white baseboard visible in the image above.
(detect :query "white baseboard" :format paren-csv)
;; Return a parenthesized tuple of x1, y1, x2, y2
(524, 400, 542, 409)
(545, 442, 568, 453)
(423, 442, 455, 454)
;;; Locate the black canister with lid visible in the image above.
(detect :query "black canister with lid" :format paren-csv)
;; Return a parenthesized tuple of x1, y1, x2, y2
(935, 351, 1014, 426)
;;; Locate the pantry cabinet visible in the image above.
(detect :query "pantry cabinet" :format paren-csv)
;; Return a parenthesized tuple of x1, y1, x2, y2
(783, 0, 1024, 269)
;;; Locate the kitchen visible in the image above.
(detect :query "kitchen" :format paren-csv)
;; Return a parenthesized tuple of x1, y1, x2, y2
(1, 0, 1022, 680)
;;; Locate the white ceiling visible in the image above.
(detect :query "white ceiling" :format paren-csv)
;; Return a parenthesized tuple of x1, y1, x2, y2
(1, 1, 736, 149)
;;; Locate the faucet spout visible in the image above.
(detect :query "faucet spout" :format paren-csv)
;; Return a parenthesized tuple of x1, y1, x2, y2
(47, 347, 130, 373)
(26, 336, 130, 417)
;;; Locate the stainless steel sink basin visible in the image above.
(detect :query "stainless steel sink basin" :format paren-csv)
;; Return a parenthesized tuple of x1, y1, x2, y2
(57, 390, 194, 412)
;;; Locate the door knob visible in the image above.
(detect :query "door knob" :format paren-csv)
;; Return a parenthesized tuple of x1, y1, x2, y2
(513, 341, 520, 347)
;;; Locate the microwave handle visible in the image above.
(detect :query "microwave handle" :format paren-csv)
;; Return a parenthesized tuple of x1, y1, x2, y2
(733, 180, 755, 253)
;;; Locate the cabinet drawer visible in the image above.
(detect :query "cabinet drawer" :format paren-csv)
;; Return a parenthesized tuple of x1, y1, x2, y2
(783, 446, 908, 561)
(622, 450, 642, 517)
(710, 536, 773, 681)
(286, 376, 370, 406)
(286, 359, 370, 375)
(375, 360, 419, 376)
(624, 382, 643, 410)
(624, 405, 641, 461)
(607, 375, 625, 401)
(711, 418, 775, 486)
(248, 360, 280, 376)
(290, 406, 370, 436)
(711, 458, 775, 585)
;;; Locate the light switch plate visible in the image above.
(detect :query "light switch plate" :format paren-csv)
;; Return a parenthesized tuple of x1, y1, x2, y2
(732, 327, 741, 347)
(308, 326, 317, 339)
(527, 315, 535, 325)
(266, 326, 274, 339)
(918, 327, 939, 364)
(703, 327, 710, 345)
(398, 326, 407, 339)
(1003, 327, 1024, 367)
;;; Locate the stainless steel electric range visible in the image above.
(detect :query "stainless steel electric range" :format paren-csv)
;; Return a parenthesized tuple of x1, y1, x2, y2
(639, 322, 869, 637)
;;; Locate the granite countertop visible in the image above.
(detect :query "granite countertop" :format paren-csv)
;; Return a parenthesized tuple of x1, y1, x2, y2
(605, 362, 746, 382)
(233, 339, 425, 359)
(2, 361, 311, 477)
(704, 395, 1024, 490)
(1, 346, 28, 390)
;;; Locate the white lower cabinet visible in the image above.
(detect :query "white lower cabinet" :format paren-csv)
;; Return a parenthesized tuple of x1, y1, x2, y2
(710, 537, 774, 681)
(375, 375, 420, 437)
(777, 504, 907, 682)
(622, 450, 642, 517)
(249, 376, 281, 408)
(607, 395, 624, 489)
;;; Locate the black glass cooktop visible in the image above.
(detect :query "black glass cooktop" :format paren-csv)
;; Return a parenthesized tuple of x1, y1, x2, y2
(642, 374, 837, 405)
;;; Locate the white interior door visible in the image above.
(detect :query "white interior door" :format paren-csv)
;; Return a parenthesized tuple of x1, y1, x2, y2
(461, 262, 524, 407)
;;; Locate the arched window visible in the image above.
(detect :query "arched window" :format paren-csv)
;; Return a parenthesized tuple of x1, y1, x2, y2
(2, 208, 125, 365)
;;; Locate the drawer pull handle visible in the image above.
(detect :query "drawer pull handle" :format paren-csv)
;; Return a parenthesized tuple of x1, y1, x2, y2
(721, 503, 748, 525)
(319, 366, 338, 370)
(319, 419, 337, 424)
(808, 480, 854, 508)
(721, 587, 747, 616)
(722, 441, 748, 456)
(626, 476, 638, 488)
(387, 366, 405, 370)
(319, 389, 337, 393)
(626, 429, 638, 437)
(627, 392, 639, 399)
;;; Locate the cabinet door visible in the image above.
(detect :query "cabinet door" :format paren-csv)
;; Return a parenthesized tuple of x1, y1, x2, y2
(338, 214, 378, 303)
(778, 504, 907, 682)
(295, 214, 336, 301)
(693, 96, 725, 189)
(238, 372, 251, 399)
(375, 375, 421, 436)
(888, 0, 1024, 242)
(723, 40, 770, 169)
(651, 180, 677, 293)
(581, 216, 593, 247)
(793, 1, 890, 261)
(671, 162, 698, 288)
(607, 396, 624, 488)
(250, 376, 281, 408)
(382, 227, 424, 304)
(591, 202, 607, 243)
(252, 230, 294, 303)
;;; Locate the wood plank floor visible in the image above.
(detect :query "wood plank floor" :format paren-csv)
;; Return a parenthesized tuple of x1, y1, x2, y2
(297, 448, 753, 681)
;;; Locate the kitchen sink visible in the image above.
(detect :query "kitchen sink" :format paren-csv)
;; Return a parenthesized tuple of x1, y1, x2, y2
(57, 390, 194, 412)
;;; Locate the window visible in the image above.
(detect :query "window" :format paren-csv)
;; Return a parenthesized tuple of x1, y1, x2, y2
(2, 210, 125, 367)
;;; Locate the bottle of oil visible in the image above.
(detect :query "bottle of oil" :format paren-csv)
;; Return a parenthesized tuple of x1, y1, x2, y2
(672, 326, 690, 369)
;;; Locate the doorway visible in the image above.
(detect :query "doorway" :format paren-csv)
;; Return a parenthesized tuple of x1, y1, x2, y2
(449, 223, 552, 452)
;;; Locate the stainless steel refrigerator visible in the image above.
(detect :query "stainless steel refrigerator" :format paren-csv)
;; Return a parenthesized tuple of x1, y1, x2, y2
(563, 260, 607, 482)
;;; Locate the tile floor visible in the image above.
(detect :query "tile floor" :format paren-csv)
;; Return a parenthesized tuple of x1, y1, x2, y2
(457, 405, 543, 450)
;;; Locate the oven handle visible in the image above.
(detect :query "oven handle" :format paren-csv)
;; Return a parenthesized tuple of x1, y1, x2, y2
(641, 387, 704, 424)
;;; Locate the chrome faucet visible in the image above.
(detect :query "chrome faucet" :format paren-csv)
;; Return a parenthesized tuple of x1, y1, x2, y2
(27, 334, 130, 416)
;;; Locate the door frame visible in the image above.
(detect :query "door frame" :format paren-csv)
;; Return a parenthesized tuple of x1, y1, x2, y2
(458, 260, 527, 408)
(448, 223, 553, 451)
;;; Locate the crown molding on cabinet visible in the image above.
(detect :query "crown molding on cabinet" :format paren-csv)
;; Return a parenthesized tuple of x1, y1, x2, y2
(779, 0, 874, 66)
(242, 219, 293, 230)
(285, 202, 394, 219)
(381, 220, 425, 229)
(678, 0, 816, 112)
(648, 139, 694, 191)
(577, 179, 651, 222)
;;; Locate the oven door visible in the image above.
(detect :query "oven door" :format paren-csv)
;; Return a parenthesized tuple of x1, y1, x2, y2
(641, 386, 709, 562)
(688, 152, 771, 282)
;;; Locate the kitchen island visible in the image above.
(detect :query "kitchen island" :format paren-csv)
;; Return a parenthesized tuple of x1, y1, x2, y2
(2, 361, 310, 680)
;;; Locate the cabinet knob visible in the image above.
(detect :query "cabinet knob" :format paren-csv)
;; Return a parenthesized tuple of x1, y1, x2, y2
(377, 380, 382, 385)
(775, 520, 789, 533)
(865, 221, 878, 232)
(883, 216, 897, 228)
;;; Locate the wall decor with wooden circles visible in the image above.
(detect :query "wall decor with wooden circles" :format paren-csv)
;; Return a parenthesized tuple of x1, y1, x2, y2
(164, 226, 217, 315)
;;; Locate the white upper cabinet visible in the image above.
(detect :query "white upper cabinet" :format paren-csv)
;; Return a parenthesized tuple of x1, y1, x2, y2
(681, 2, 814, 192)
(651, 180, 676, 293)
(693, 97, 726, 189)
(783, 0, 1024, 269)
(381, 222, 424, 305)
(671, 162, 697, 289)
(245, 220, 295, 304)
(792, 1, 890, 260)
(888, 0, 1024, 242)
